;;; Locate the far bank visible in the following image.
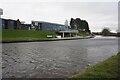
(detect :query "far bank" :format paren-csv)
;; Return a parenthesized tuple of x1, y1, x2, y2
(1, 29, 93, 43)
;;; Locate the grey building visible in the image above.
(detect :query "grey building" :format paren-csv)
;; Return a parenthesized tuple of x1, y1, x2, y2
(21, 24, 31, 30)
(2, 18, 23, 29)
(31, 21, 78, 37)
(2, 19, 17, 29)
(31, 21, 67, 31)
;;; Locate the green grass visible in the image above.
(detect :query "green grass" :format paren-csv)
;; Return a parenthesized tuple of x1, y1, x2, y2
(77, 33, 90, 37)
(67, 53, 119, 80)
(1, 29, 56, 42)
(1, 29, 93, 42)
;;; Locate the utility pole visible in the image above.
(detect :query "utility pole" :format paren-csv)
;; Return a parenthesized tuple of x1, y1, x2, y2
(0, 8, 3, 80)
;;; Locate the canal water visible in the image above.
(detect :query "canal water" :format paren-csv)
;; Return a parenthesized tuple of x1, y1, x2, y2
(2, 36, 118, 78)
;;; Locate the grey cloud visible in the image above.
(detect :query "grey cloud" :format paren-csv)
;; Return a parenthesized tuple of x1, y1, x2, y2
(0, 1, 118, 32)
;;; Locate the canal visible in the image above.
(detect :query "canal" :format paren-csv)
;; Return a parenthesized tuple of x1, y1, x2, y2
(2, 36, 118, 78)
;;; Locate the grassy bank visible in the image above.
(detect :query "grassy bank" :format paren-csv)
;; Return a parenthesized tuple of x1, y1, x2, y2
(1, 29, 56, 42)
(68, 53, 119, 80)
(76, 32, 94, 38)
(1, 29, 93, 42)
(77, 33, 90, 37)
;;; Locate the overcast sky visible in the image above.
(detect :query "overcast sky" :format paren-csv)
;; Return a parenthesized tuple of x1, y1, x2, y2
(0, 0, 119, 32)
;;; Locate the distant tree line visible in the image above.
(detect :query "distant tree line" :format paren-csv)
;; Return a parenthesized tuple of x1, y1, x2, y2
(101, 28, 111, 36)
(93, 27, 120, 37)
(70, 18, 91, 33)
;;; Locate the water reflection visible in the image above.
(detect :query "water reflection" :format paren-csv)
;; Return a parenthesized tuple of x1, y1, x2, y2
(94, 35, 118, 39)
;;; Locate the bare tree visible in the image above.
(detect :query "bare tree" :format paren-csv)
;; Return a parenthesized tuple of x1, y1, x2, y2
(64, 20, 69, 29)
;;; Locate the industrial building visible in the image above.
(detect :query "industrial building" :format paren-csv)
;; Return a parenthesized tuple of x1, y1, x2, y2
(1, 11, 78, 38)
(2, 19, 22, 29)
(1, 19, 78, 37)
(31, 21, 78, 37)
(31, 21, 67, 31)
